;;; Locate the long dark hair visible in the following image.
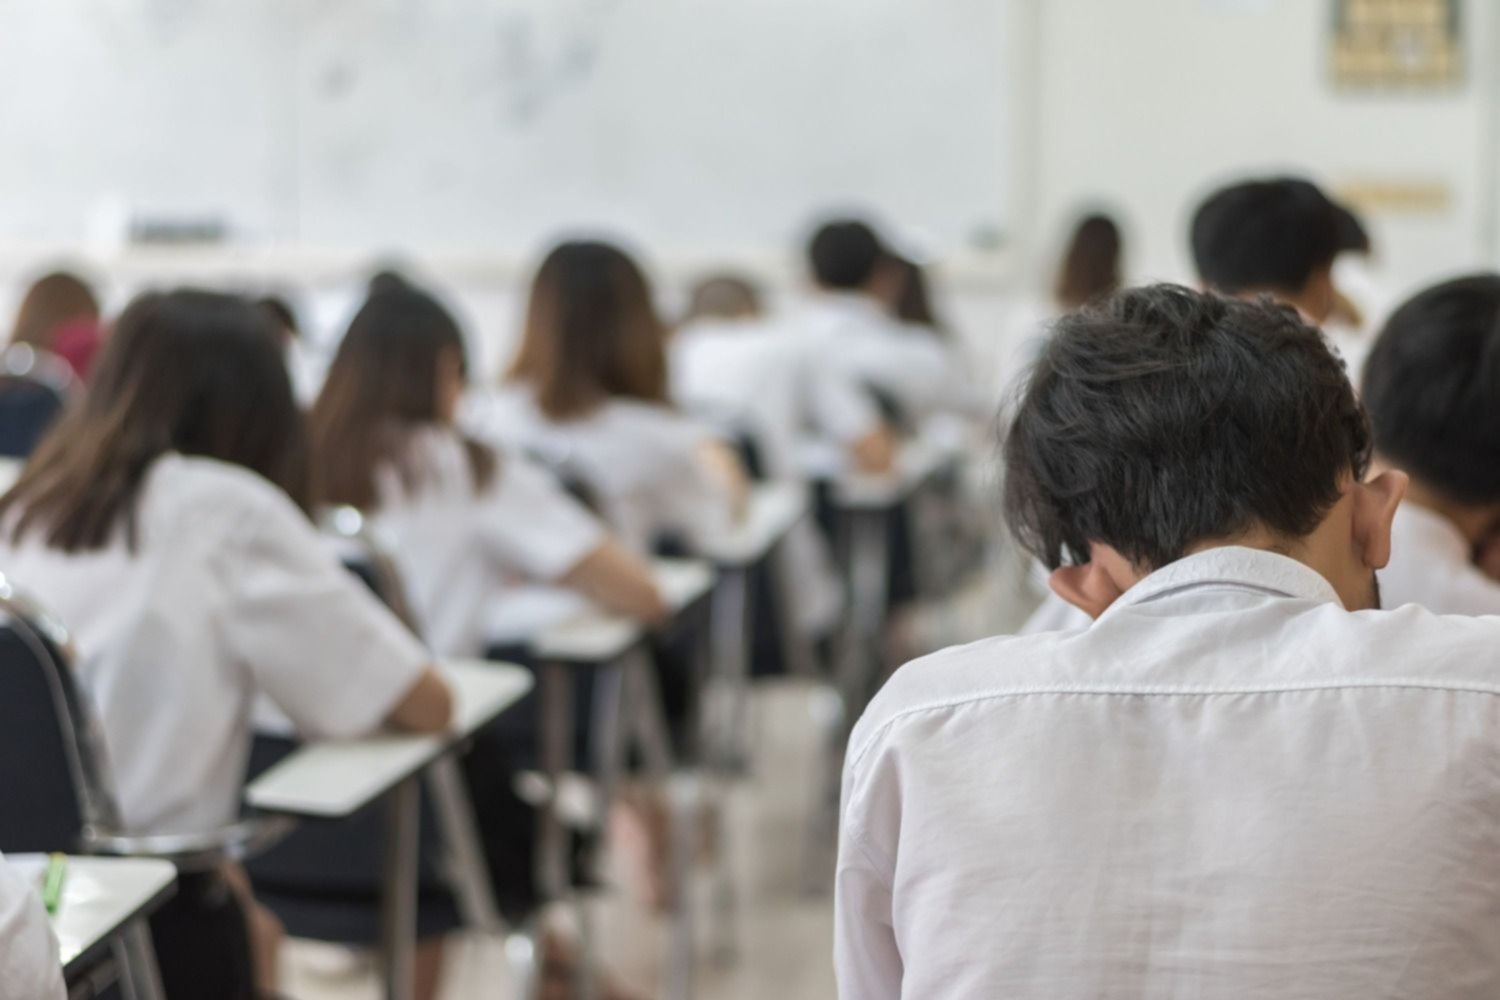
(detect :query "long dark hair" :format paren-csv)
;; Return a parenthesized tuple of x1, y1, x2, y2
(881, 253, 947, 336)
(507, 240, 669, 420)
(311, 285, 494, 511)
(1054, 213, 1123, 309)
(1, 289, 309, 552)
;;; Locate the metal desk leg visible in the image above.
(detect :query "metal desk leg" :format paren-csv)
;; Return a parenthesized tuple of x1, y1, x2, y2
(380, 776, 421, 1000)
(115, 919, 167, 1000)
(706, 568, 748, 963)
(426, 756, 503, 933)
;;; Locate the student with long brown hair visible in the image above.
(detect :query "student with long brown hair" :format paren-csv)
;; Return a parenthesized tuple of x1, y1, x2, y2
(468, 239, 746, 550)
(0, 289, 452, 1000)
(1053, 212, 1123, 310)
(311, 281, 667, 658)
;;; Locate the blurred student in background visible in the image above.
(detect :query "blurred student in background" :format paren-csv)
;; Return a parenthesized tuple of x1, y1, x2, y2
(313, 282, 667, 658)
(1190, 176, 1343, 325)
(467, 239, 747, 552)
(1363, 275, 1500, 614)
(0, 290, 452, 999)
(799, 219, 975, 429)
(9, 270, 103, 380)
(1053, 213, 1123, 311)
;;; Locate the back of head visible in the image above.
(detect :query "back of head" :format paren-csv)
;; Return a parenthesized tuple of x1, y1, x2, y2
(683, 275, 762, 324)
(510, 239, 668, 420)
(11, 271, 100, 351)
(313, 285, 488, 508)
(1334, 203, 1372, 256)
(1054, 213, 1123, 309)
(1190, 178, 1342, 297)
(880, 253, 945, 332)
(807, 219, 885, 291)
(1361, 274, 1500, 506)
(3, 289, 307, 551)
(1004, 284, 1369, 570)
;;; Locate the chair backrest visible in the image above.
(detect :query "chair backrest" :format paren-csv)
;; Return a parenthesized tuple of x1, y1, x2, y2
(0, 377, 66, 459)
(0, 585, 119, 853)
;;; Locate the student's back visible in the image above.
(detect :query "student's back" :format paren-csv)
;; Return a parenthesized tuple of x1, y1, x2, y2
(838, 285, 1500, 999)
(848, 574, 1500, 998)
(472, 239, 741, 551)
(0, 291, 443, 839)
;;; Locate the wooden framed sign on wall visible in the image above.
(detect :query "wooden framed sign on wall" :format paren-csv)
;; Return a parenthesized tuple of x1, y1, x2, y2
(1331, 0, 1463, 90)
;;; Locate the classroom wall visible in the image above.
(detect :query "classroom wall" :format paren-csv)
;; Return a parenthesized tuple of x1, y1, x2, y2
(1017, 0, 1500, 306)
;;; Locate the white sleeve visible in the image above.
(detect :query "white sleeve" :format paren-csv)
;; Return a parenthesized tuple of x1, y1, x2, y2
(481, 455, 609, 581)
(221, 494, 430, 740)
(836, 767, 903, 1000)
(0, 854, 65, 1000)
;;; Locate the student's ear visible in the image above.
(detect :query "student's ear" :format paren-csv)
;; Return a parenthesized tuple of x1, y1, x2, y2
(1049, 560, 1127, 620)
(1352, 470, 1409, 571)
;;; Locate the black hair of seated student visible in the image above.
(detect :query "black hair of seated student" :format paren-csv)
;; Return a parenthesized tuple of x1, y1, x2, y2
(1335, 202, 1372, 256)
(682, 274, 762, 324)
(367, 268, 414, 296)
(877, 252, 950, 337)
(311, 284, 494, 510)
(808, 218, 887, 290)
(509, 239, 671, 420)
(256, 293, 300, 347)
(0, 289, 309, 552)
(1054, 213, 1123, 310)
(1361, 274, 1500, 507)
(1190, 177, 1342, 298)
(1003, 284, 1370, 571)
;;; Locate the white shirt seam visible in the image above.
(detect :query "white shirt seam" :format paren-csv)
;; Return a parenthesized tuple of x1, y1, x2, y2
(848, 677, 1500, 776)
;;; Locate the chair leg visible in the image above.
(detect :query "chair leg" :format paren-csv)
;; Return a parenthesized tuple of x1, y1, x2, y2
(115, 919, 167, 1000)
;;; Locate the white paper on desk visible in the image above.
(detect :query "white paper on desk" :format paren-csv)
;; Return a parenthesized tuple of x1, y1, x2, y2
(486, 584, 593, 646)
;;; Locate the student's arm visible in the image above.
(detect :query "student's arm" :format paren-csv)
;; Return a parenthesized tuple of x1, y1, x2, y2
(224, 492, 452, 739)
(561, 539, 671, 626)
(481, 454, 669, 623)
(835, 776, 903, 1000)
(0, 853, 65, 1000)
(697, 439, 750, 520)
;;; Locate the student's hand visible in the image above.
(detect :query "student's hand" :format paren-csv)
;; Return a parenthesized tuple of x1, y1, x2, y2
(386, 668, 454, 733)
(699, 440, 751, 521)
(851, 425, 898, 475)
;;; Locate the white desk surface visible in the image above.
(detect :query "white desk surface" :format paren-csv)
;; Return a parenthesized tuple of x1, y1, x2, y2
(244, 659, 532, 819)
(530, 558, 716, 664)
(697, 483, 806, 566)
(9, 855, 177, 973)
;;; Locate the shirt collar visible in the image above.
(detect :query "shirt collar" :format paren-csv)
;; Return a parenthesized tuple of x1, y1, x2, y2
(1096, 545, 1344, 624)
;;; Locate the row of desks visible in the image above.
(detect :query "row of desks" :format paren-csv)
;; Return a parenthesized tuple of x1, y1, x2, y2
(35, 455, 956, 1000)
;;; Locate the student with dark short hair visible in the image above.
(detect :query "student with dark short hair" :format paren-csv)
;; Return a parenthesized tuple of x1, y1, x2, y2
(839, 284, 1500, 998)
(1364, 274, 1500, 613)
(1190, 176, 1343, 323)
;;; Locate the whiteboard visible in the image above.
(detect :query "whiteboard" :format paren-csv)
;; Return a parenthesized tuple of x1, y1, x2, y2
(0, 0, 1011, 257)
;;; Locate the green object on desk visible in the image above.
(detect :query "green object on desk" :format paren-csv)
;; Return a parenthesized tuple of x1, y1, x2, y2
(41, 854, 66, 915)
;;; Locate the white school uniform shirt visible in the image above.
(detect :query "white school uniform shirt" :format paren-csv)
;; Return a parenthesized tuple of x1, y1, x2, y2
(463, 385, 734, 553)
(0, 851, 64, 1000)
(0, 454, 429, 837)
(368, 426, 608, 657)
(670, 319, 846, 633)
(839, 546, 1500, 1000)
(1380, 501, 1500, 615)
(792, 292, 979, 425)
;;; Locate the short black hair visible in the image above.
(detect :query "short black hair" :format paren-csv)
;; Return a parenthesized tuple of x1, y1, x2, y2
(807, 219, 885, 289)
(1361, 274, 1500, 506)
(1004, 284, 1370, 570)
(1190, 178, 1343, 296)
